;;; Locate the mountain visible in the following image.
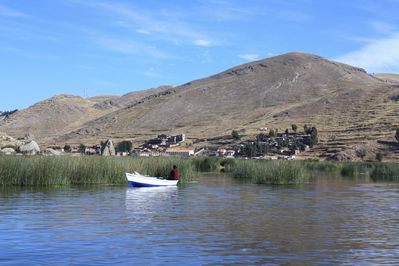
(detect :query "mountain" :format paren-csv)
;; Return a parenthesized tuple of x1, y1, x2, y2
(0, 94, 111, 143)
(89, 86, 174, 110)
(0, 86, 175, 143)
(1, 52, 399, 159)
(374, 73, 399, 84)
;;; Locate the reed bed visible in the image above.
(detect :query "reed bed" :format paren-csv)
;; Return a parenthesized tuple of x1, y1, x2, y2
(232, 159, 306, 185)
(340, 162, 372, 178)
(192, 157, 223, 172)
(0, 155, 196, 186)
(370, 163, 399, 181)
(220, 158, 236, 172)
(2, 154, 398, 187)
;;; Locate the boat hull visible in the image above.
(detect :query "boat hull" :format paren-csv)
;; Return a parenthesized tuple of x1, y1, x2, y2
(126, 173, 178, 187)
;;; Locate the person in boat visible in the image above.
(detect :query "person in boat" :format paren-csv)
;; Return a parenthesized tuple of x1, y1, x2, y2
(169, 165, 180, 180)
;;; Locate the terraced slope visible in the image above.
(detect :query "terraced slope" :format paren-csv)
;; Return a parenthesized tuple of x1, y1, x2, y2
(2, 52, 399, 160)
(56, 53, 399, 160)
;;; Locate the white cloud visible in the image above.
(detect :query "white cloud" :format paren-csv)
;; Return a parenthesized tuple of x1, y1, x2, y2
(193, 39, 212, 46)
(369, 21, 395, 35)
(200, 49, 212, 63)
(139, 67, 164, 78)
(76, 1, 216, 47)
(97, 36, 171, 59)
(335, 33, 399, 72)
(196, 0, 254, 22)
(136, 28, 151, 35)
(0, 5, 26, 17)
(238, 53, 260, 61)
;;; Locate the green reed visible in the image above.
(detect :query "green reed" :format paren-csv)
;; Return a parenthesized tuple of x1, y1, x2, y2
(232, 159, 306, 185)
(370, 163, 399, 181)
(192, 157, 223, 172)
(0, 155, 196, 186)
(340, 162, 372, 178)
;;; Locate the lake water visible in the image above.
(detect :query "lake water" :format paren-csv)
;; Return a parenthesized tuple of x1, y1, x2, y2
(0, 174, 398, 265)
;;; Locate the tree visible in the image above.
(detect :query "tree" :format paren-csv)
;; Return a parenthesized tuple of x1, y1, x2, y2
(269, 129, 276, 137)
(356, 146, 367, 161)
(232, 130, 241, 140)
(257, 141, 268, 155)
(242, 141, 268, 157)
(292, 124, 298, 134)
(285, 128, 289, 135)
(256, 133, 267, 142)
(78, 144, 86, 155)
(304, 124, 312, 135)
(309, 127, 318, 147)
(376, 152, 384, 162)
(242, 142, 256, 157)
(63, 144, 71, 153)
(396, 128, 399, 143)
(116, 140, 133, 153)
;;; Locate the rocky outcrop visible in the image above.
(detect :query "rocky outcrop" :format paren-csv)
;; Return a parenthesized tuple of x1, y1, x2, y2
(19, 140, 40, 155)
(0, 132, 23, 148)
(101, 139, 115, 156)
(0, 148, 16, 154)
(24, 132, 35, 142)
(44, 148, 61, 156)
(328, 145, 375, 162)
(328, 150, 357, 162)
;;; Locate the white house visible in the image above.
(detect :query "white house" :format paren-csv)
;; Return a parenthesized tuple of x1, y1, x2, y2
(165, 148, 194, 157)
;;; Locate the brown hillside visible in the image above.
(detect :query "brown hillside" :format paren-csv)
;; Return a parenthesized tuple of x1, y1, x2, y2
(92, 86, 174, 110)
(374, 73, 399, 84)
(0, 94, 114, 143)
(2, 52, 399, 160)
(56, 53, 399, 160)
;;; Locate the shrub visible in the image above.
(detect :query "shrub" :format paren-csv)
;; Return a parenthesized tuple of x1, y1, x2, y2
(116, 140, 133, 153)
(292, 124, 298, 133)
(63, 144, 71, 152)
(232, 130, 241, 140)
(376, 152, 384, 162)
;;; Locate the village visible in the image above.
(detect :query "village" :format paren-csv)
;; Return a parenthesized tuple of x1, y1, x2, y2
(0, 125, 318, 160)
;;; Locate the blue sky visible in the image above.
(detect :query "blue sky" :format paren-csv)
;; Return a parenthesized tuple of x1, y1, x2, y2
(1, 0, 399, 110)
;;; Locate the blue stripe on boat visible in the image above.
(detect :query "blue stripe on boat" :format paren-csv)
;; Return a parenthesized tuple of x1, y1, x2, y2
(128, 181, 163, 187)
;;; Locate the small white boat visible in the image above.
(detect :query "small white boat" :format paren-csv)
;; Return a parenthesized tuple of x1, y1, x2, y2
(126, 172, 178, 187)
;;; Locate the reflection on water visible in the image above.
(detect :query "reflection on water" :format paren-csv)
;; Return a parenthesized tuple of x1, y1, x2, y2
(0, 175, 399, 265)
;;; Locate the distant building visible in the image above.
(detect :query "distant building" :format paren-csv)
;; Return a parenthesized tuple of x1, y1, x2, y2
(216, 148, 235, 158)
(144, 134, 186, 149)
(132, 150, 163, 157)
(165, 148, 194, 157)
(225, 150, 235, 157)
(85, 147, 97, 155)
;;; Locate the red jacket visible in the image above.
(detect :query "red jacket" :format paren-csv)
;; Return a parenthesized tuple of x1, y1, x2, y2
(170, 168, 180, 180)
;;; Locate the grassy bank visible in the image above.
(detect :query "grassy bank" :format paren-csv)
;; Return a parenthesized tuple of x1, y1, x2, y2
(0, 155, 196, 186)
